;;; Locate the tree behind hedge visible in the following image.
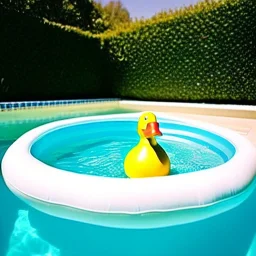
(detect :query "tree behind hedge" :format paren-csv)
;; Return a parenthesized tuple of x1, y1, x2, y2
(1, 0, 105, 32)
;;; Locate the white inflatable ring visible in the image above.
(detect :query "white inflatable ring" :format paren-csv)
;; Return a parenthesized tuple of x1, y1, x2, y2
(2, 113, 256, 229)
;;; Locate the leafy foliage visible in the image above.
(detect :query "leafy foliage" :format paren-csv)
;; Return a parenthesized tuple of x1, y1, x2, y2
(1, 0, 104, 32)
(0, 6, 113, 101)
(1, 0, 255, 103)
(1, 0, 131, 33)
(101, 1, 131, 29)
(103, 0, 256, 103)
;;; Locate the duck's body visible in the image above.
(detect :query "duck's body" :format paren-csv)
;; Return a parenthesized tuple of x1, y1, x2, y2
(124, 112, 170, 178)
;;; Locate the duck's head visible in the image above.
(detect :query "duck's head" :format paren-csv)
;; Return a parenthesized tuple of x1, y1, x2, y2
(137, 112, 162, 138)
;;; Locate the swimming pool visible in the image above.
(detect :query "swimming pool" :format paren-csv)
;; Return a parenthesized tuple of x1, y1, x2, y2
(1, 102, 256, 256)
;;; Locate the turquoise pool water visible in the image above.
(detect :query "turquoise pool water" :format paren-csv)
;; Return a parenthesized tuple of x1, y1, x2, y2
(32, 120, 234, 178)
(1, 106, 256, 256)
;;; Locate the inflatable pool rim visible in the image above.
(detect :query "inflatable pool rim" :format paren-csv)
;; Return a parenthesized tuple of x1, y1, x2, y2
(2, 112, 256, 229)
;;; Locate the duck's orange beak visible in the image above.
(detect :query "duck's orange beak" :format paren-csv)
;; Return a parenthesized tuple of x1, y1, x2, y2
(142, 122, 162, 138)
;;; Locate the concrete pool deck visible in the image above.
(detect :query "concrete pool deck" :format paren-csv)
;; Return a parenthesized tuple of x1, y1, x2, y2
(119, 100, 256, 146)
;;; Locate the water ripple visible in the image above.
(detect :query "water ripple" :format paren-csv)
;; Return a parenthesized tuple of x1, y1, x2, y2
(45, 137, 224, 178)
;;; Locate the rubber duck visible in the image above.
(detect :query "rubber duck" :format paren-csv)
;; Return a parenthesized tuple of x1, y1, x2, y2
(124, 112, 170, 178)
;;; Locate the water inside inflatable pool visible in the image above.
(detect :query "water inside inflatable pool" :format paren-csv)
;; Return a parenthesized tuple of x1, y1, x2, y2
(43, 136, 224, 177)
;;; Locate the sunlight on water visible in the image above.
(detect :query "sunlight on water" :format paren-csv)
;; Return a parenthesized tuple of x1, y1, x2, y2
(246, 234, 256, 256)
(6, 210, 60, 256)
(44, 136, 224, 178)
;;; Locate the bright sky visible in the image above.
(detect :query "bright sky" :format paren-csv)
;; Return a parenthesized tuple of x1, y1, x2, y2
(97, 0, 201, 19)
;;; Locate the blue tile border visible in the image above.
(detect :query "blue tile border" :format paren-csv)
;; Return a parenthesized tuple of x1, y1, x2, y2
(0, 98, 120, 111)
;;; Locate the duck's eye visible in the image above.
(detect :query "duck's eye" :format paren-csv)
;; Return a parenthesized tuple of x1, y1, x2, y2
(144, 116, 148, 121)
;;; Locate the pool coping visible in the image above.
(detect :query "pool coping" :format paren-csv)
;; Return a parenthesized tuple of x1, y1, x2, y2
(1, 98, 256, 119)
(119, 100, 256, 119)
(0, 98, 120, 111)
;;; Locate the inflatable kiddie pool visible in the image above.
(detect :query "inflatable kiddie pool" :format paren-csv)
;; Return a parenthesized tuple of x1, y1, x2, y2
(2, 113, 256, 229)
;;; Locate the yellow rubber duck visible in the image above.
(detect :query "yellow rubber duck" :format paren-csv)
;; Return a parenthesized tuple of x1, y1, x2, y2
(124, 112, 170, 178)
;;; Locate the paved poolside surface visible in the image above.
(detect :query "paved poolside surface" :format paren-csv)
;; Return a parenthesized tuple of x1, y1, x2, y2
(119, 101, 256, 147)
(168, 113, 256, 146)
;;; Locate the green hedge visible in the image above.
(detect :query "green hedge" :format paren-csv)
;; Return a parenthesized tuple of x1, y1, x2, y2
(0, 7, 113, 101)
(1, 0, 255, 103)
(104, 0, 256, 103)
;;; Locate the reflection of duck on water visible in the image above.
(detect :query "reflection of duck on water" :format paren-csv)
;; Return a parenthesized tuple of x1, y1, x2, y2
(124, 112, 170, 178)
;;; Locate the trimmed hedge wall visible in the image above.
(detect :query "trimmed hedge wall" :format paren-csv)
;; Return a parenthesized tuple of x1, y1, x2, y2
(104, 0, 256, 103)
(1, 0, 255, 103)
(0, 7, 113, 101)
